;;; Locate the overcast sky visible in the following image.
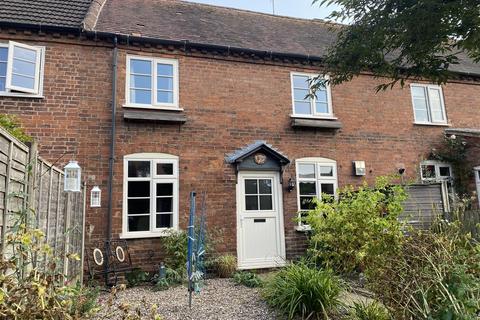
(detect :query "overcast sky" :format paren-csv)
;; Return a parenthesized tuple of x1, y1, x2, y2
(185, 0, 338, 20)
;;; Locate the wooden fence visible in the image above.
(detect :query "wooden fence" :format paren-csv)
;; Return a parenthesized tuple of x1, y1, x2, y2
(0, 127, 86, 281)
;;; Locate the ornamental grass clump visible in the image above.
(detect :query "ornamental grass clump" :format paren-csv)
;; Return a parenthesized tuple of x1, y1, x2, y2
(347, 301, 392, 320)
(262, 263, 342, 320)
(305, 176, 407, 274)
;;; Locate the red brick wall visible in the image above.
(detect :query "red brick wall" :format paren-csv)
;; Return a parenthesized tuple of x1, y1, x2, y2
(1, 32, 480, 270)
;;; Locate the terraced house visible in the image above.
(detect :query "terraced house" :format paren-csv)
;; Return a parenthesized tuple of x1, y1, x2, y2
(1, 0, 479, 271)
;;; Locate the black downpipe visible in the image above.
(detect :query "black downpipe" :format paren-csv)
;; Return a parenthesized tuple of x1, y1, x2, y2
(105, 36, 117, 286)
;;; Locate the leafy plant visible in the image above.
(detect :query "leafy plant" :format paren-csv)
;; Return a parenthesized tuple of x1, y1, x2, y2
(348, 301, 391, 320)
(215, 254, 237, 278)
(233, 271, 263, 288)
(0, 114, 32, 143)
(125, 268, 150, 287)
(367, 224, 480, 320)
(262, 263, 342, 320)
(153, 267, 184, 291)
(162, 230, 188, 278)
(305, 176, 407, 274)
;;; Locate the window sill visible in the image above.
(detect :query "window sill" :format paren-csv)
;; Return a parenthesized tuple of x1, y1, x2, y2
(123, 109, 187, 123)
(413, 122, 451, 127)
(119, 230, 175, 239)
(0, 92, 44, 99)
(291, 117, 342, 129)
(295, 225, 312, 232)
(123, 104, 183, 112)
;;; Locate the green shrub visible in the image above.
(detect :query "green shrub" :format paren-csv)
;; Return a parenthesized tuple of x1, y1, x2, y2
(305, 176, 407, 274)
(125, 268, 150, 287)
(215, 254, 237, 278)
(163, 230, 188, 277)
(154, 267, 184, 291)
(0, 114, 32, 143)
(348, 301, 391, 320)
(367, 225, 480, 320)
(262, 263, 342, 319)
(233, 271, 263, 288)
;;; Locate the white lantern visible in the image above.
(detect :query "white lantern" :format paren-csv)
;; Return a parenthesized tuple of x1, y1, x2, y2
(64, 160, 81, 192)
(90, 186, 101, 207)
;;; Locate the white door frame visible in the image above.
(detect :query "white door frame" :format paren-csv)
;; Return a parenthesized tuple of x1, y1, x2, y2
(236, 171, 286, 269)
(474, 166, 480, 208)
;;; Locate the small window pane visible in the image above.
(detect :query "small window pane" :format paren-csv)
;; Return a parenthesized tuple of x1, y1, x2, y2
(299, 182, 316, 195)
(0, 77, 5, 91)
(293, 75, 309, 88)
(439, 166, 451, 177)
(130, 59, 152, 74)
(11, 74, 34, 90)
(294, 101, 311, 115)
(0, 48, 7, 61)
(321, 183, 335, 195)
(298, 164, 315, 179)
(157, 76, 173, 90)
(130, 74, 151, 89)
(156, 214, 172, 228)
(258, 179, 272, 194)
(130, 89, 151, 104)
(428, 88, 444, 122)
(319, 166, 333, 177)
(245, 195, 258, 210)
(245, 180, 257, 194)
(259, 195, 272, 210)
(414, 107, 429, 122)
(157, 91, 173, 104)
(157, 63, 173, 76)
(316, 89, 327, 103)
(156, 183, 173, 196)
(300, 196, 316, 210)
(128, 181, 150, 197)
(411, 86, 426, 98)
(128, 215, 150, 232)
(0, 62, 7, 76)
(156, 163, 173, 175)
(128, 161, 150, 177)
(294, 88, 309, 101)
(128, 199, 150, 214)
(156, 198, 173, 213)
(12, 59, 35, 76)
(421, 165, 436, 179)
(13, 46, 36, 62)
(315, 102, 328, 114)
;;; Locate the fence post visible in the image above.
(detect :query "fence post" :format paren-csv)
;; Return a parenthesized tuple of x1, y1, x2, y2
(26, 141, 38, 227)
(80, 182, 87, 284)
(63, 192, 71, 277)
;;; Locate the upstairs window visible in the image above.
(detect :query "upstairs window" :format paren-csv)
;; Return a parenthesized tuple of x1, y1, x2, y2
(122, 153, 179, 238)
(296, 157, 338, 229)
(126, 55, 179, 109)
(291, 73, 333, 118)
(0, 41, 44, 96)
(411, 84, 447, 124)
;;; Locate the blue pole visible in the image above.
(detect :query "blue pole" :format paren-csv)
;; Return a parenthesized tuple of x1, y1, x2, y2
(187, 191, 196, 308)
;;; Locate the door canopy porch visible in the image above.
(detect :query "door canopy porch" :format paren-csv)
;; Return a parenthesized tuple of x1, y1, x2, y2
(225, 140, 290, 174)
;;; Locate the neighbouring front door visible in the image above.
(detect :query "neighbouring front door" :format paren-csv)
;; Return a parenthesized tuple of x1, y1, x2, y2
(236, 171, 286, 269)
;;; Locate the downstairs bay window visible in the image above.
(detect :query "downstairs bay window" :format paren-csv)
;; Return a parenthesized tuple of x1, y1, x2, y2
(296, 157, 338, 230)
(122, 153, 179, 238)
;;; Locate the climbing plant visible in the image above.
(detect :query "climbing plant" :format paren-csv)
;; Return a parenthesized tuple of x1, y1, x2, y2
(430, 134, 470, 197)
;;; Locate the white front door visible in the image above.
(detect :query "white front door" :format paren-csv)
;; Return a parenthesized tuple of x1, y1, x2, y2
(236, 171, 286, 269)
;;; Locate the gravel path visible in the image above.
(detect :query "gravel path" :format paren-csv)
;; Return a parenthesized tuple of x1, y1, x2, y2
(94, 278, 279, 320)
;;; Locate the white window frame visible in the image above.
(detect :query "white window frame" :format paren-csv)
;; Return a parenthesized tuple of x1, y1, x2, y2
(125, 55, 180, 110)
(290, 72, 334, 119)
(420, 160, 453, 182)
(410, 83, 447, 125)
(121, 153, 179, 239)
(295, 157, 338, 230)
(474, 166, 480, 208)
(0, 41, 45, 97)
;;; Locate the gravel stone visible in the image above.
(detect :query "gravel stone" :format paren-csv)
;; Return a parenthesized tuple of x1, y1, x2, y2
(94, 278, 279, 320)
